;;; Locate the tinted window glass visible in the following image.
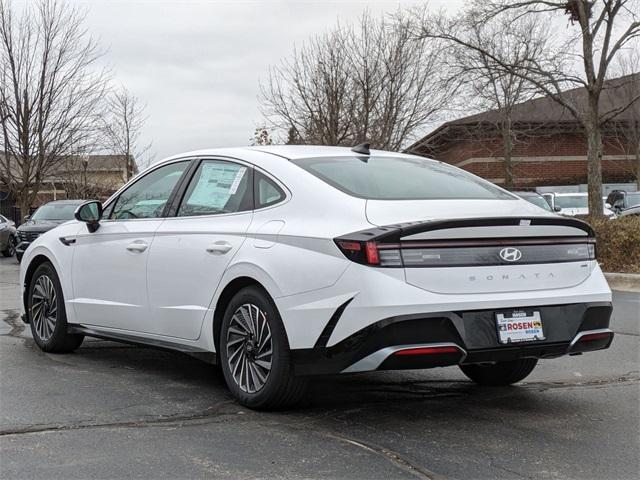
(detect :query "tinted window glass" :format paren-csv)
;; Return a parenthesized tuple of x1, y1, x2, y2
(31, 203, 80, 221)
(177, 160, 252, 216)
(518, 193, 552, 211)
(555, 195, 588, 209)
(626, 192, 640, 207)
(110, 161, 188, 220)
(291, 156, 513, 200)
(255, 171, 285, 208)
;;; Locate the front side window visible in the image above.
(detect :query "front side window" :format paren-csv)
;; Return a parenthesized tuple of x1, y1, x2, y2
(110, 161, 188, 220)
(177, 160, 252, 217)
(291, 156, 513, 200)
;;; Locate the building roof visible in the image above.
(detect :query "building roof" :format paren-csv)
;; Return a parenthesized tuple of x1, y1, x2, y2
(405, 73, 640, 153)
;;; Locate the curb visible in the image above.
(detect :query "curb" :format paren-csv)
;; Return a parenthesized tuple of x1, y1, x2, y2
(604, 273, 640, 293)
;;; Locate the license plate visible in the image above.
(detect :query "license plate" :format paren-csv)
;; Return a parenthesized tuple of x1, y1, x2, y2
(496, 310, 545, 344)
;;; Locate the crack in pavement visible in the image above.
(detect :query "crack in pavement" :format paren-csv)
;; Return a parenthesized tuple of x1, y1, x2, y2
(0, 401, 237, 437)
(322, 432, 445, 480)
(521, 372, 640, 391)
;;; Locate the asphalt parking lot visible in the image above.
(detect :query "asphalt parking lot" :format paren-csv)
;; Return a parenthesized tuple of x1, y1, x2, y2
(0, 256, 638, 480)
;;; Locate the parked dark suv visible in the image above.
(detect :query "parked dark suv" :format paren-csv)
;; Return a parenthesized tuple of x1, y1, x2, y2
(16, 200, 84, 262)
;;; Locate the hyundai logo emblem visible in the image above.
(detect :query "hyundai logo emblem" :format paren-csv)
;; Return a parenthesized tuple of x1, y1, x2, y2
(499, 247, 522, 262)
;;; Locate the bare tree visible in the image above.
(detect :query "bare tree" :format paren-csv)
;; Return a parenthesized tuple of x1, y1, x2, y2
(416, 0, 640, 217)
(101, 86, 151, 180)
(58, 155, 116, 200)
(259, 11, 458, 151)
(0, 0, 108, 219)
(445, 14, 548, 188)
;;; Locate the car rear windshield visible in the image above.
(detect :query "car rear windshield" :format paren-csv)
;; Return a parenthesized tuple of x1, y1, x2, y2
(291, 156, 514, 200)
(30, 204, 79, 221)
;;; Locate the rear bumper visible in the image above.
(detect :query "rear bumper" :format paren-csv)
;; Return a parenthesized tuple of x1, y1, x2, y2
(291, 301, 613, 375)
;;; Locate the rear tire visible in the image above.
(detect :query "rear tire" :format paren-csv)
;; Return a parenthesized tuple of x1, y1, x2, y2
(460, 358, 538, 386)
(1, 236, 15, 257)
(219, 286, 307, 410)
(28, 262, 84, 353)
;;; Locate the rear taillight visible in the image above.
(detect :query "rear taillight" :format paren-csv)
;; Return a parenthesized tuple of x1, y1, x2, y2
(335, 238, 595, 268)
(335, 240, 401, 266)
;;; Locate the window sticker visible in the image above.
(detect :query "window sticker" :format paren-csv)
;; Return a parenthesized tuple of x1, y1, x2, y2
(187, 163, 245, 209)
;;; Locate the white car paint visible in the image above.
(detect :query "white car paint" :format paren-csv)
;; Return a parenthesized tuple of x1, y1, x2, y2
(19, 146, 611, 367)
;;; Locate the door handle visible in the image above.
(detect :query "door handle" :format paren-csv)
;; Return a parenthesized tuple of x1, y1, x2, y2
(126, 241, 148, 253)
(206, 241, 233, 255)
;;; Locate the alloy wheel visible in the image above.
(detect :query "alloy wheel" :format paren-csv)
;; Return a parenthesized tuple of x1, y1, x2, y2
(31, 275, 57, 342)
(8, 237, 15, 256)
(226, 303, 273, 393)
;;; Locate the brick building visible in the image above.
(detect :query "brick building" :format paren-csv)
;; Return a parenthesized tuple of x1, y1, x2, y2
(405, 74, 639, 189)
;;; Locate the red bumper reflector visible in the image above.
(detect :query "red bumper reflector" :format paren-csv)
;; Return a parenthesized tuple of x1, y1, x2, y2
(394, 346, 460, 356)
(577, 332, 612, 343)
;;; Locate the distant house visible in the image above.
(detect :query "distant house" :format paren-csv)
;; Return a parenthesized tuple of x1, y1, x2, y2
(0, 154, 137, 222)
(405, 74, 639, 189)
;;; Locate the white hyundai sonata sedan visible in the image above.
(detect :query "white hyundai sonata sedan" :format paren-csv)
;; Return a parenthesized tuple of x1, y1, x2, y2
(19, 145, 613, 408)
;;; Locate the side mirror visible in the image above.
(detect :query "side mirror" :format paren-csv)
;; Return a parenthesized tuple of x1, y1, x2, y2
(605, 202, 612, 209)
(23, 215, 30, 221)
(75, 200, 103, 233)
(553, 206, 562, 212)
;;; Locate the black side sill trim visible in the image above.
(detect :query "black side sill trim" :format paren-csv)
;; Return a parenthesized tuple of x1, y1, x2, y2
(314, 297, 354, 348)
(68, 325, 217, 364)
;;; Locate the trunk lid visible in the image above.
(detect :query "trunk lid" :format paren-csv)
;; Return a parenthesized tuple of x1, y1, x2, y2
(339, 201, 596, 294)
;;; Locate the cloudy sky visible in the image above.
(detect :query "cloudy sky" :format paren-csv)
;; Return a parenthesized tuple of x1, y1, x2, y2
(45, 1, 462, 161)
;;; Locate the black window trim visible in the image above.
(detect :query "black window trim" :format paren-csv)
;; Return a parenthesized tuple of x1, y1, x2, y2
(100, 157, 195, 223)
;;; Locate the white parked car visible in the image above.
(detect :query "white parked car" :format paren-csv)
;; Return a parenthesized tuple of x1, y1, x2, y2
(552, 192, 615, 217)
(19, 145, 613, 409)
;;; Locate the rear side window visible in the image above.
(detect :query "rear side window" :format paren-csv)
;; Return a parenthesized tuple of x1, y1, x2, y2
(177, 160, 253, 216)
(291, 156, 513, 200)
(254, 171, 285, 209)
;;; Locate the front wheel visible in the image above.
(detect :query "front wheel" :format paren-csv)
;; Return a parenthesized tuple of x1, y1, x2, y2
(219, 286, 307, 409)
(28, 262, 84, 353)
(460, 358, 538, 386)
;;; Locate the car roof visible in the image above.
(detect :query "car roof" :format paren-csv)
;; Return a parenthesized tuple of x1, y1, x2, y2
(157, 145, 428, 165)
(554, 192, 587, 196)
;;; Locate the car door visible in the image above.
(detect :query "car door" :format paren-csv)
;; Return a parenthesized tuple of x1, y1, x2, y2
(146, 158, 254, 339)
(69, 159, 191, 332)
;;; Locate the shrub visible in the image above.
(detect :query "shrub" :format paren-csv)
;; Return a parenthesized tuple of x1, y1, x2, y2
(583, 215, 640, 273)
